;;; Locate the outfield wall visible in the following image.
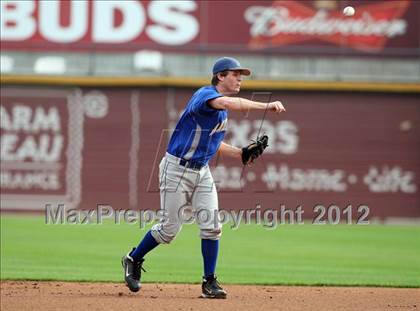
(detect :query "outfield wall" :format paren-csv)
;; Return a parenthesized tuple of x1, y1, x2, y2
(1, 85, 419, 220)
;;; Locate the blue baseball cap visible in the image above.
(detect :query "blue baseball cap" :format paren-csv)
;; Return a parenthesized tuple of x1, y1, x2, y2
(212, 57, 251, 76)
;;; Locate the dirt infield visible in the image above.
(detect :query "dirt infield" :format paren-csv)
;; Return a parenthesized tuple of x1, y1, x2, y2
(1, 281, 419, 311)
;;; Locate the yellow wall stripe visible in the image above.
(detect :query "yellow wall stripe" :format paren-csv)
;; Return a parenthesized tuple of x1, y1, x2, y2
(1, 75, 419, 93)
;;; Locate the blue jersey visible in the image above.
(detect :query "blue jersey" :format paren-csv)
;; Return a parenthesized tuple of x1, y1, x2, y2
(167, 86, 227, 166)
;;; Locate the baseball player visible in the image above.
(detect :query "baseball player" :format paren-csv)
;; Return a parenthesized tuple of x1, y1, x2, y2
(122, 56, 285, 298)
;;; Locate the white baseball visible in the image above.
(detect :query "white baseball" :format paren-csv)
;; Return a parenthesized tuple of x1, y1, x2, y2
(343, 6, 355, 16)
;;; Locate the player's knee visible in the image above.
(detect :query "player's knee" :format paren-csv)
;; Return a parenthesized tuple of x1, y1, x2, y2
(151, 223, 181, 244)
(161, 229, 180, 244)
(200, 228, 222, 240)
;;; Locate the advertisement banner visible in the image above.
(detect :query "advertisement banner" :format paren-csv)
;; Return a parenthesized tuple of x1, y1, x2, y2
(1, 0, 418, 56)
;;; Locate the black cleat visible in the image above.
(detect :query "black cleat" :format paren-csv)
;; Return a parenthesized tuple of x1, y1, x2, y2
(201, 276, 227, 299)
(121, 250, 145, 293)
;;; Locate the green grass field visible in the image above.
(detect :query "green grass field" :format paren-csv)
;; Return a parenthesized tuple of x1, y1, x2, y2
(1, 214, 419, 287)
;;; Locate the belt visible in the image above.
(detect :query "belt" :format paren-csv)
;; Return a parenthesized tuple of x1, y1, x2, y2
(179, 158, 205, 171)
(165, 153, 205, 171)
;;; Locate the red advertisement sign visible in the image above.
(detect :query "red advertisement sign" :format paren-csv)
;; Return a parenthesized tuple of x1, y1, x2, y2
(246, 0, 412, 52)
(1, 89, 78, 208)
(1, 0, 418, 56)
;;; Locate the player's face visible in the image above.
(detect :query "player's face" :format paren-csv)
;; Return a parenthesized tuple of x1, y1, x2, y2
(221, 70, 242, 94)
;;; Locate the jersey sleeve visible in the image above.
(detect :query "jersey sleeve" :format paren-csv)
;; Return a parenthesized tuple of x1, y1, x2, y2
(191, 87, 223, 115)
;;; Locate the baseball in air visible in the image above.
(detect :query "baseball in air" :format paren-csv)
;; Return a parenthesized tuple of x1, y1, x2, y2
(343, 6, 355, 16)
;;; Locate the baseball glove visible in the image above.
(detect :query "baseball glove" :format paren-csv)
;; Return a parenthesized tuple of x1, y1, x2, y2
(241, 135, 269, 165)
